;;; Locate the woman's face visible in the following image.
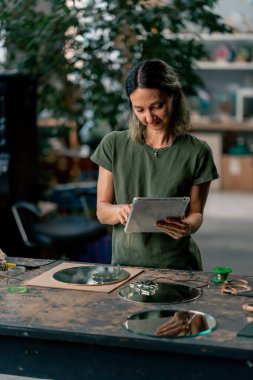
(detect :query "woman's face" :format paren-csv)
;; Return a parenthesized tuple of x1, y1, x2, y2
(130, 88, 173, 132)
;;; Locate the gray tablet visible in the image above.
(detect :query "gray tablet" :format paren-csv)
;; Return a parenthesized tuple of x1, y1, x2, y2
(124, 197, 190, 233)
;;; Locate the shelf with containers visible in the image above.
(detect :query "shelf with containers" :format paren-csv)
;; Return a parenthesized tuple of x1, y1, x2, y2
(190, 33, 253, 191)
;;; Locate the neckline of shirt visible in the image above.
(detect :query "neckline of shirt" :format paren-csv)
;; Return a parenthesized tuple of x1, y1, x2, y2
(142, 136, 178, 157)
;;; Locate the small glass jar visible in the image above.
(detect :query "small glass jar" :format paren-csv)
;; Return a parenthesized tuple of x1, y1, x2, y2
(7, 266, 27, 294)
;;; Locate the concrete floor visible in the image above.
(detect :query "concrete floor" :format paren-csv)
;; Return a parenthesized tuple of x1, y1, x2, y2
(194, 191, 253, 276)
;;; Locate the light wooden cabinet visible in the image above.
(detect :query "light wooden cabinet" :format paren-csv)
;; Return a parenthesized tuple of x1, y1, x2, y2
(221, 154, 253, 191)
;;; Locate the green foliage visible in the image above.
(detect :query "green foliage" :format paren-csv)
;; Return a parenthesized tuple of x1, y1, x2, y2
(1, 0, 231, 135)
(1, 0, 80, 118)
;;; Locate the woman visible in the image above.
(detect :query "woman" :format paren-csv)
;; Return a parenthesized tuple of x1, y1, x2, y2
(91, 59, 218, 270)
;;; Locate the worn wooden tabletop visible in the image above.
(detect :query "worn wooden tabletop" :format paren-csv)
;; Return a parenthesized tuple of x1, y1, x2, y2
(1, 258, 253, 361)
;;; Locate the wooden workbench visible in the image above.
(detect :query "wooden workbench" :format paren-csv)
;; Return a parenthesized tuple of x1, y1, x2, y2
(0, 258, 253, 379)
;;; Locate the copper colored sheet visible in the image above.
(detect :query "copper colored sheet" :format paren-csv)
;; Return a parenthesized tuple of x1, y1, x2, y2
(25, 262, 143, 293)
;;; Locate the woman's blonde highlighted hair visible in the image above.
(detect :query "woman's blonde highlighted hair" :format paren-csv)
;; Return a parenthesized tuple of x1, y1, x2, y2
(125, 59, 191, 143)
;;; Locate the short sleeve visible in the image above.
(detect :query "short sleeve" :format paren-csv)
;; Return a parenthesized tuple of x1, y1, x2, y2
(90, 132, 116, 172)
(193, 142, 219, 185)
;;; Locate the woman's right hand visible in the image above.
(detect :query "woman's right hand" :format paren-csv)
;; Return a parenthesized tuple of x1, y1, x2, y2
(116, 204, 132, 225)
(97, 166, 132, 225)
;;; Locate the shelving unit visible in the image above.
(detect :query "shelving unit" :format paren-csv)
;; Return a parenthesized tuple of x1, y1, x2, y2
(192, 33, 253, 191)
(195, 33, 253, 69)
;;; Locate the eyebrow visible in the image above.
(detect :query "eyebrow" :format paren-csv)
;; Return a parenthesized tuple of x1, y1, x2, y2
(132, 100, 164, 108)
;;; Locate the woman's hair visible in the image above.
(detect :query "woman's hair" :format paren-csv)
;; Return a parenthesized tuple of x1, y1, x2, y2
(125, 59, 191, 143)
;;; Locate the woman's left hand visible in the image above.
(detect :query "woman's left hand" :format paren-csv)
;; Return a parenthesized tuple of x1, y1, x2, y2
(156, 311, 191, 336)
(155, 217, 192, 239)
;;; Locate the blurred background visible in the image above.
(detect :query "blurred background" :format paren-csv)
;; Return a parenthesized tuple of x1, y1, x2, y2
(0, 0, 253, 274)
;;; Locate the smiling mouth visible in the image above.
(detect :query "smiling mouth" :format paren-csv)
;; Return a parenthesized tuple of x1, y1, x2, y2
(147, 121, 161, 126)
(148, 119, 160, 124)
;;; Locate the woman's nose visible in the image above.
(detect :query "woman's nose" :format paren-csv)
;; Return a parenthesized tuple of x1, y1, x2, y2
(145, 110, 154, 124)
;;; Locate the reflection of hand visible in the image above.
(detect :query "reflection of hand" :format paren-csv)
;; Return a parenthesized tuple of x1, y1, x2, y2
(156, 311, 191, 336)
(156, 311, 208, 337)
(155, 217, 192, 239)
(117, 204, 132, 225)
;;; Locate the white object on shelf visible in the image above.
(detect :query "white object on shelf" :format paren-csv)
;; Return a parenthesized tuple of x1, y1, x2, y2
(236, 88, 253, 122)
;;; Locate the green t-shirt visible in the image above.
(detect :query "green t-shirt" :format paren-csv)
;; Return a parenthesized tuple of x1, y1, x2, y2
(91, 130, 219, 270)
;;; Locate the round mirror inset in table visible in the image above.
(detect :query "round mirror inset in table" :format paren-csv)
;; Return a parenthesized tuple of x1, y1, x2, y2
(119, 280, 202, 304)
(124, 309, 217, 338)
(53, 265, 129, 285)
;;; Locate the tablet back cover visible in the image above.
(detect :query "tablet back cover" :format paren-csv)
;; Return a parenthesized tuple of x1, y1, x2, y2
(124, 197, 190, 233)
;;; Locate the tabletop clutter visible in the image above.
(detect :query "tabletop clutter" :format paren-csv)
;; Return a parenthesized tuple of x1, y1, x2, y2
(1, 247, 253, 338)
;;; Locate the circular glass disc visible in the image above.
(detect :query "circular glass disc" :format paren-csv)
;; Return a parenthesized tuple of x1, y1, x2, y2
(119, 281, 201, 303)
(124, 309, 217, 338)
(53, 265, 130, 285)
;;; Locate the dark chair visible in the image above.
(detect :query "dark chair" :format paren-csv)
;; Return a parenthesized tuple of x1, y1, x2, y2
(11, 200, 107, 260)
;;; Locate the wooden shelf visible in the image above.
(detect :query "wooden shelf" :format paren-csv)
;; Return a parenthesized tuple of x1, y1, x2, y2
(191, 119, 253, 131)
(163, 33, 253, 42)
(200, 33, 253, 42)
(196, 61, 253, 70)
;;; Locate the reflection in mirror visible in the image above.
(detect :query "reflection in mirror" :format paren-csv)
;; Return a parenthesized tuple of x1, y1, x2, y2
(125, 310, 217, 338)
(53, 265, 129, 285)
(119, 281, 202, 304)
